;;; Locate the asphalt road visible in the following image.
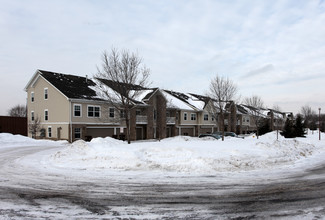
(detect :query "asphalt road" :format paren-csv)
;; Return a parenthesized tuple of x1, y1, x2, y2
(0, 145, 324, 219)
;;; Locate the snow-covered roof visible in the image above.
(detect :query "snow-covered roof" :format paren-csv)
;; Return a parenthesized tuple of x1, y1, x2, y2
(162, 90, 209, 111)
(162, 90, 194, 110)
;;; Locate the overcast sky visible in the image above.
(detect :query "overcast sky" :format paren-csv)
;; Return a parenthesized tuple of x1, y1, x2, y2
(1, 0, 325, 115)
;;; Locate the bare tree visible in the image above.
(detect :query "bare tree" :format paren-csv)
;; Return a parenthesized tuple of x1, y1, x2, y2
(244, 95, 264, 139)
(208, 75, 238, 141)
(94, 48, 150, 144)
(28, 116, 41, 139)
(8, 104, 26, 117)
(300, 105, 316, 131)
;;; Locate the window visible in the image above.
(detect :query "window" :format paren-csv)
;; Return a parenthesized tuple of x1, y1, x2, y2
(74, 128, 81, 139)
(31, 111, 34, 121)
(184, 112, 187, 120)
(120, 110, 126, 118)
(109, 108, 115, 118)
(31, 92, 34, 102)
(191, 113, 196, 121)
(88, 106, 100, 118)
(136, 109, 141, 116)
(44, 88, 48, 100)
(48, 127, 52, 138)
(204, 114, 209, 121)
(74, 104, 81, 117)
(44, 110, 48, 121)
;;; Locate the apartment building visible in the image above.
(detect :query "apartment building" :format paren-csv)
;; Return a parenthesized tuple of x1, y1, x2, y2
(25, 69, 288, 142)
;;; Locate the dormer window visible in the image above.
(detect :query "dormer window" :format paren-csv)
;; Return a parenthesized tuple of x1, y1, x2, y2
(44, 88, 48, 100)
(31, 92, 34, 102)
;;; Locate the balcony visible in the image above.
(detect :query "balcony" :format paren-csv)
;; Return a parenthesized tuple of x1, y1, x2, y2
(166, 117, 176, 125)
(136, 115, 147, 124)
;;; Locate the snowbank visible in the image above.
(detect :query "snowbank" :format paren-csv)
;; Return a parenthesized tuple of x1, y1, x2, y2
(0, 133, 68, 148)
(49, 131, 325, 174)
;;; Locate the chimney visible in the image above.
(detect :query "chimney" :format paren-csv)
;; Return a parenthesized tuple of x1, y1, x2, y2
(86, 75, 88, 83)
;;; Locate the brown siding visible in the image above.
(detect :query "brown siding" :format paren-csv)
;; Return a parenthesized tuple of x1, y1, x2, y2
(0, 116, 27, 136)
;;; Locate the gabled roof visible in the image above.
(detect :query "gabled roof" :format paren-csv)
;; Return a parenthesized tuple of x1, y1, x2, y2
(95, 78, 158, 105)
(24, 70, 102, 100)
(163, 90, 209, 111)
(38, 70, 102, 100)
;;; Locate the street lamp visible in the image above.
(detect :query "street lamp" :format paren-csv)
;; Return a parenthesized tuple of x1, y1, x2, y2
(319, 108, 321, 140)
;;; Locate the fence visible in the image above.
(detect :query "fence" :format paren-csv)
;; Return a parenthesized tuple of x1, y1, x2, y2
(0, 116, 27, 136)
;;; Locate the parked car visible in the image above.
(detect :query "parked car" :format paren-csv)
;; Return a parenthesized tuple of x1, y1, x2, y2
(199, 133, 221, 140)
(213, 131, 244, 139)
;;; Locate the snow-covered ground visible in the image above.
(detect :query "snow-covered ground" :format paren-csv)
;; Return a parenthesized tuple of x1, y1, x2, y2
(1, 131, 324, 178)
(1, 132, 325, 219)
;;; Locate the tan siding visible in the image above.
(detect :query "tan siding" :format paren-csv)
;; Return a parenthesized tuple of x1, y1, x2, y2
(26, 75, 69, 139)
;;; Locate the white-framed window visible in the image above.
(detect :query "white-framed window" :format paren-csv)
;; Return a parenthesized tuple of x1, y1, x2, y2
(191, 113, 196, 121)
(74, 104, 82, 117)
(109, 108, 115, 118)
(31, 92, 34, 103)
(31, 111, 34, 121)
(44, 109, 48, 121)
(44, 88, 48, 100)
(184, 112, 187, 121)
(204, 114, 209, 121)
(48, 126, 52, 138)
(74, 128, 81, 139)
(87, 105, 100, 118)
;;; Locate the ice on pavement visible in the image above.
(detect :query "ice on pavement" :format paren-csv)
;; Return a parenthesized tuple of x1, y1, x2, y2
(46, 131, 325, 174)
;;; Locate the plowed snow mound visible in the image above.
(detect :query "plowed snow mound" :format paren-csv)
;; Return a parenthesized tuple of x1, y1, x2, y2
(49, 132, 323, 174)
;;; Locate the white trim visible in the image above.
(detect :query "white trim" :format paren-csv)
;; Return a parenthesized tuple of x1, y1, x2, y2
(24, 70, 40, 91)
(74, 127, 82, 139)
(183, 112, 188, 121)
(31, 92, 34, 103)
(86, 126, 122, 129)
(109, 107, 115, 118)
(190, 113, 197, 121)
(47, 126, 52, 138)
(44, 87, 48, 100)
(73, 104, 82, 117)
(44, 109, 49, 121)
(87, 105, 101, 118)
(39, 122, 69, 125)
(72, 122, 120, 125)
(69, 102, 72, 143)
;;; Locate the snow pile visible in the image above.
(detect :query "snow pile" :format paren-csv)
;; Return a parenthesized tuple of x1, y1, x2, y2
(0, 133, 67, 148)
(49, 131, 325, 174)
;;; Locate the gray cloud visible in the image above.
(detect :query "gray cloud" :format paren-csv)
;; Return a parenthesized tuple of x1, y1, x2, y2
(0, 0, 325, 115)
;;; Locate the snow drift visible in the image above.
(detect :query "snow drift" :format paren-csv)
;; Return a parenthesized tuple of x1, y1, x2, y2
(49, 131, 324, 174)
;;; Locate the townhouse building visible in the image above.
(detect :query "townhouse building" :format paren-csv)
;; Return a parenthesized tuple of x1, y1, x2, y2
(25, 69, 289, 142)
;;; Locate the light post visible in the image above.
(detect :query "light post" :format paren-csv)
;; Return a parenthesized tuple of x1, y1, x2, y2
(319, 108, 321, 140)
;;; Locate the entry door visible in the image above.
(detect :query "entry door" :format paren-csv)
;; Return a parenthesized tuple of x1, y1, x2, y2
(136, 127, 143, 140)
